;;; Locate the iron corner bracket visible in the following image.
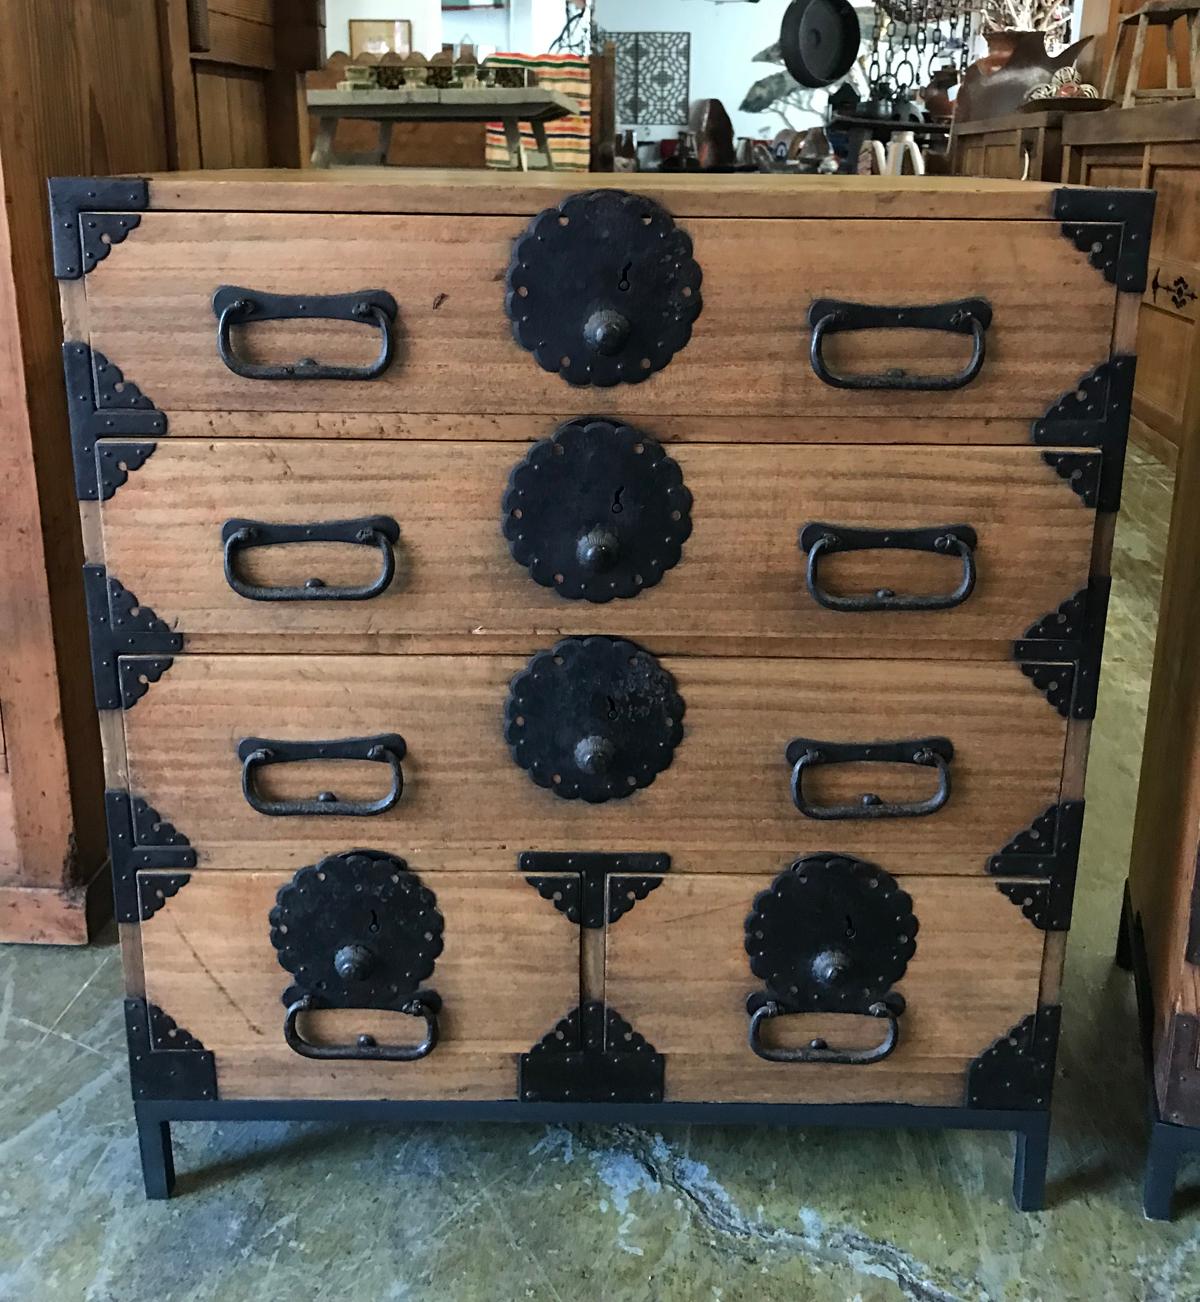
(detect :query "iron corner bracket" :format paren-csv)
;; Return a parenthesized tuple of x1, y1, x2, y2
(125, 998, 217, 1102)
(63, 342, 165, 501)
(965, 1005, 1062, 1111)
(1052, 187, 1155, 294)
(106, 790, 196, 925)
(49, 177, 149, 279)
(989, 801, 1084, 931)
(521, 852, 670, 928)
(519, 1002, 665, 1103)
(1014, 577, 1110, 720)
(84, 565, 182, 710)
(1032, 356, 1135, 513)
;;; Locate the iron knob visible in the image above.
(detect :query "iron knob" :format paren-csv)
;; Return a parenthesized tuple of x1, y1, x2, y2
(334, 943, 375, 982)
(574, 734, 616, 775)
(583, 308, 631, 356)
(575, 526, 621, 573)
(810, 948, 850, 987)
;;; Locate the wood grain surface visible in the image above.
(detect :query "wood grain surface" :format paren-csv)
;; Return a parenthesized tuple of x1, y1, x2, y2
(80, 213, 1116, 419)
(139, 869, 579, 1100)
(119, 653, 1069, 875)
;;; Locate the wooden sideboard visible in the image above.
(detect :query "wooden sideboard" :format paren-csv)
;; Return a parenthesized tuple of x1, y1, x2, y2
(1063, 101, 1200, 468)
(950, 109, 1067, 182)
(0, 0, 321, 942)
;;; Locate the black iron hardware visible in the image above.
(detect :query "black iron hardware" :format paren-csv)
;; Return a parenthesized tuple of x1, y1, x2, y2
(785, 737, 954, 820)
(807, 298, 992, 391)
(83, 566, 182, 710)
(125, 998, 217, 1102)
(744, 854, 917, 1066)
(965, 1005, 1061, 1110)
(270, 849, 443, 1062)
(137, 873, 191, 923)
(1015, 578, 1110, 719)
(502, 418, 693, 602)
(221, 516, 400, 602)
(989, 801, 1084, 931)
(505, 189, 703, 387)
(1041, 452, 1102, 508)
(1053, 187, 1155, 293)
(798, 523, 978, 613)
(48, 177, 149, 279)
(519, 1002, 664, 1102)
(63, 343, 166, 500)
(211, 286, 398, 381)
(520, 851, 669, 927)
(505, 637, 685, 803)
(238, 735, 406, 817)
(105, 790, 197, 924)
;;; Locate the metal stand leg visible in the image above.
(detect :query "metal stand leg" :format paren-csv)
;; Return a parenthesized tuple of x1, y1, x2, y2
(1144, 1120, 1183, 1219)
(1012, 1114, 1051, 1211)
(137, 1112, 176, 1200)
(1116, 879, 1134, 971)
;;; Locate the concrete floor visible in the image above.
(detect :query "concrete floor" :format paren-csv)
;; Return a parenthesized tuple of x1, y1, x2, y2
(1, 447, 1196, 1301)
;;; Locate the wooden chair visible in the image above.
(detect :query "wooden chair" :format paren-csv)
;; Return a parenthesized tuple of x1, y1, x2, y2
(1103, 0, 1200, 107)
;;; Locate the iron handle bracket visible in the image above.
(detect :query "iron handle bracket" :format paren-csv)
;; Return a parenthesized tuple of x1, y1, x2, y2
(807, 297, 992, 391)
(746, 994, 904, 1064)
(786, 736, 954, 820)
(283, 991, 440, 1061)
(221, 516, 400, 602)
(212, 285, 398, 381)
(238, 733, 406, 817)
(799, 522, 978, 612)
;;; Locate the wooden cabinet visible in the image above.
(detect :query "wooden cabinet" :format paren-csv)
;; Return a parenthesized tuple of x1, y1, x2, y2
(1063, 101, 1200, 468)
(54, 171, 1148, 1204)
(950, 109, 1067, 182)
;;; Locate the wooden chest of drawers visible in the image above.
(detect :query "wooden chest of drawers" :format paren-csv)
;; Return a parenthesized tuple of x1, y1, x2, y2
(51, 171, 1151, 1206)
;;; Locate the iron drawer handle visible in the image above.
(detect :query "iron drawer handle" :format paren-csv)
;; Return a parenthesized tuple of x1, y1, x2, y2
(238, 734, 406, 817)
(222, 517, 400, 602)
(807, 298, 992, 391)
(799, 523, 978, 613)
(786, 736, 954, 820)
(747, 997, 902, 1064)
(283, 991, 440, 1061)
(212, 285, 398, 381)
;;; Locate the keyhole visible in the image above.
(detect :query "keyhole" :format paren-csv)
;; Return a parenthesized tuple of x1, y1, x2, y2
(606, 695, 619, 720)
(844, 915, 856, 939)
(617, 261, 632, 292)
(369, 909, 380, 934)
(611, 485, 625, 514)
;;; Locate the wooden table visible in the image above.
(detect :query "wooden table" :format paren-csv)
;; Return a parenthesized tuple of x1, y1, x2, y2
(307, 88, 583, 171)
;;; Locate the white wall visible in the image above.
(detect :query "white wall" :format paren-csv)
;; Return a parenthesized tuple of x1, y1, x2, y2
(324, 0, 447, 59)
(324, 0, 565, 60)
(593, 0, 872, 141)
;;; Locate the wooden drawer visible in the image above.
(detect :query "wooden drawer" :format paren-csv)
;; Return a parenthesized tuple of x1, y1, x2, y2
(81, 211, 1116, 421)
(97, 438, 1097, 659)
(137, 867, 578, 1101)
(604, 871, 1047, 1105)
(119, 652, 1069, 875)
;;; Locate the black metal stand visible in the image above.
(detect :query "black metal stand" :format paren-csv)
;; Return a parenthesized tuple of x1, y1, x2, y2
(135, 1096, 1051, 1207)
(1117, 879, 1200, 1219)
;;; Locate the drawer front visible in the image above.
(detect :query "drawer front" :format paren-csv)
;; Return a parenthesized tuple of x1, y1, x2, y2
(83, 212, 1115, 420)
(137, 866, 578, 1101)
(98, 438, 1097, 658)
(604, 871, 1045, 1105)
(119, 652, 1068, 875)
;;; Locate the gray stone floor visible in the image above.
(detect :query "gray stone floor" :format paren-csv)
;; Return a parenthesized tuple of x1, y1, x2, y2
(1, 447, 1197, 1301)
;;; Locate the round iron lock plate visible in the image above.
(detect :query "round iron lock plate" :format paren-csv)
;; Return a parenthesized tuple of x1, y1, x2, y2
(744, 854, 917, 1013)
(779, 0, 861, 89)
(503, 418, 693, 602)
(505, 636, 685, 802)
(269, 848, 444, 1009)
(505, 189, 703, 387)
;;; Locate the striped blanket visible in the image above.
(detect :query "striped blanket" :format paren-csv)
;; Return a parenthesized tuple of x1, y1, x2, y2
(484, 52, 590, 171)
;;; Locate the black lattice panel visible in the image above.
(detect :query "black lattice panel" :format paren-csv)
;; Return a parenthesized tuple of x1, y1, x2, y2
(595, 29, 691, 126)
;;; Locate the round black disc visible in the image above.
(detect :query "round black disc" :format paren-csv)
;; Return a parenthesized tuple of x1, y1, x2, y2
(269, 849, 444, 1010)
(502, 418, 693, 602)
(780, 0, 861, 89)
(505, 189, 703, 388)
(505, 636, 685, 803)
(744, 854, 917, 1013)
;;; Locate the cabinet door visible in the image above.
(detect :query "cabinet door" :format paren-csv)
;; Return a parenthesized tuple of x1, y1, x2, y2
(137, 862, 579, 1101)
(603, 869, 1046, 1106)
